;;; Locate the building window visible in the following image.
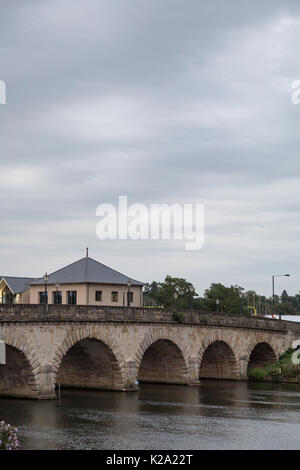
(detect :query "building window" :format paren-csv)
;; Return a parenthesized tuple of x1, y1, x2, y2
(111, 291, 118, 302)
(67, 291, 77, 305)
(39, 292, 48, 304)
(95, 291, 102, 302)
(128, 292, 133, 303)
(3, 292, 14, 304)
(53, 291, 62, 305)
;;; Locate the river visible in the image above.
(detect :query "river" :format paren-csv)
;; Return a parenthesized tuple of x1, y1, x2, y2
(0, 380, 300, 450)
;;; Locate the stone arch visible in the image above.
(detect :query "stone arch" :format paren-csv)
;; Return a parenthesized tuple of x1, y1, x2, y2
(0, 329, 41, 397)
(198, 331, 240, 379)
(135, 329, 190, 385)
(244, 335, 279, 360)
(53, 326, 126, 391)
(247, 341, 277, 372)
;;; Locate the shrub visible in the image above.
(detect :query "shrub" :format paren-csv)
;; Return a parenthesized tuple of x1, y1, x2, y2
(0, 421, 19, 450)
(279, 348, 294, 363)
(282, 364, 299, 378)
(265, 363, 280, 377)
(248, 368, 267, 381)
(172, 311, 185, 323)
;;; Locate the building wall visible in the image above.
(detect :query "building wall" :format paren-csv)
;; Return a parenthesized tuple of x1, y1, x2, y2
(30, 283, 87, 305)
(87, 283, 142, 307)
(20, 289, 30, 304)
(29, 283, 143, 306)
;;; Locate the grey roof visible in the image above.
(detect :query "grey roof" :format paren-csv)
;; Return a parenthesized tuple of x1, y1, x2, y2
(30, 257, 144, 286)
(1, 276, 37, 294)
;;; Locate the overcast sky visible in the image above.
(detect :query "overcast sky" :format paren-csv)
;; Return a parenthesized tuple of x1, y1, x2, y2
(1, 0, 300, 297)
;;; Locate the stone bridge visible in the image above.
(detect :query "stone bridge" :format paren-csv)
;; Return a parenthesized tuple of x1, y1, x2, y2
(0, 305, 298, 399)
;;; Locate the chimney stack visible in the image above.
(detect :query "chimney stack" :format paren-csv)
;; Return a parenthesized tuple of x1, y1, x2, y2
(86, 247, 89, 257)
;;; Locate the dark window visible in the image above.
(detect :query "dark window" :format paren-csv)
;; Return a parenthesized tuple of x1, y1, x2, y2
(127, 292, 133, 305)
(95, 291, 102, 302)
(67, 291, 77, 305)
(111, 291, 118, 302)
(3, 293, 14, 304)
(39, 292, 48, 304)
(53, 291, 62, 305)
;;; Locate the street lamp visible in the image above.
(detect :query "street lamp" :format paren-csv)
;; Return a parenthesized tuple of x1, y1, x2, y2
(272, 274, 290, 320)
(174, 292, 178, 309)
(189, 286, 194, 310)
(122, 288, 127, 307)
(43, 272, 49, 305)
(216, 298, 220, 313)
(127, 279, 132, 308)
(55, 281, 60, 305)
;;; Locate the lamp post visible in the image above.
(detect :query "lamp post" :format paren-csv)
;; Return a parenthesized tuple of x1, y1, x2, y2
(127, 280, 132, 308)
(174, 292, 178, 309)
(189, 286, 193, 311)
(43, 272, 49, 305)
(55, 281, 60, 305)
(123, 288, 127, 308)
(272, 274, 290, 320)
(216, 297, 220, 313)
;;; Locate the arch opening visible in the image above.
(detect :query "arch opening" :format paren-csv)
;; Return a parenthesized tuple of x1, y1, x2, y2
(199, 341, 238, 380)
(56, 338, 124, 391)
(138, 339, 188, 385)
(247, 342, 276, 373)
(0, 345, 38, 398)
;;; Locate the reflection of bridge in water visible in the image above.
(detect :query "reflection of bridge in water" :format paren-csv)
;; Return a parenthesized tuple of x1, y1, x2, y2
(0, 305, 297, 399)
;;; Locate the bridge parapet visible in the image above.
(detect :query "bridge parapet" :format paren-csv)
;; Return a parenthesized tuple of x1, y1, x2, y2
(0, 304, 287, 332)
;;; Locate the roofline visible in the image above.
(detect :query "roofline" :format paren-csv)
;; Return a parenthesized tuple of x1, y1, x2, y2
(0, 276, 37, 280)
(0, 277, 15, 294)
(30, 256, 144, 286)
(30, 281, 144, 287)
(84, 256, 143, 285)
(1, 276, 37, 294)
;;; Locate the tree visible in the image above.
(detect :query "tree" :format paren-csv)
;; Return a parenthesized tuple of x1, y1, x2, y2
(143, 277, 300, 315)
(144, 276, 197, 309)
(143, 281, 159, 306)
(281, 290, 289, 303)
(201, 283, 246, 314)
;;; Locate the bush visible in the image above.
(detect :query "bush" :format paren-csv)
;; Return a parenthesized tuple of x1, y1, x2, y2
(0, 421, 19, 450)
(282, 364, 299, 378)
(279, 348, 294, 362)
(248, 368, 267, 381)
(265, 363, 281, 377)
(172, 311, 185, 323)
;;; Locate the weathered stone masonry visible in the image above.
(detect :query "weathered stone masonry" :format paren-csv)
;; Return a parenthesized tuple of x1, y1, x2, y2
(0, 306, 297, 399)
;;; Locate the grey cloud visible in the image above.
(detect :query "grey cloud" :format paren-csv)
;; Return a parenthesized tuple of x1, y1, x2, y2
(1, 0, 300, 296)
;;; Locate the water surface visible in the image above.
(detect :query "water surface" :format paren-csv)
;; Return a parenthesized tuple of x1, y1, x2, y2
(0, 381, 300, 450)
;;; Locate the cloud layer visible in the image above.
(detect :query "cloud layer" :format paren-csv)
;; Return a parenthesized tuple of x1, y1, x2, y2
(1, 0, 300, 296)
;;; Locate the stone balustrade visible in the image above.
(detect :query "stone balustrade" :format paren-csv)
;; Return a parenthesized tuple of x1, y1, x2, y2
(0, 304, 287, 332)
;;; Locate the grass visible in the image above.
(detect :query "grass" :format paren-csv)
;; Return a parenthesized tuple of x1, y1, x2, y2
(248, 348, 300, 382)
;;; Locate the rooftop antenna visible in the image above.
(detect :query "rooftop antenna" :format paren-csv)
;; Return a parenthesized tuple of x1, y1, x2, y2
(86, 247, 89, 257)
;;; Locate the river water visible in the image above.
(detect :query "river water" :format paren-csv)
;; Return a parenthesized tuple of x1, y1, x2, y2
(0, 380, 300, 450)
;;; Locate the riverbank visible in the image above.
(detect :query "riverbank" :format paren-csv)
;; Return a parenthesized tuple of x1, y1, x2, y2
(248, 348, 300, 384)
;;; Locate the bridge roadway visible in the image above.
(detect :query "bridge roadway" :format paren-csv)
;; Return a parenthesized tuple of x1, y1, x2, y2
(0, 305, 297, 399)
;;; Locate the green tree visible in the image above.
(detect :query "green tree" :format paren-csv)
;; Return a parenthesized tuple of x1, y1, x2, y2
(202, 283, 246, 314)
(143, 281, 160, 306)
(145, 276, 197, 309)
